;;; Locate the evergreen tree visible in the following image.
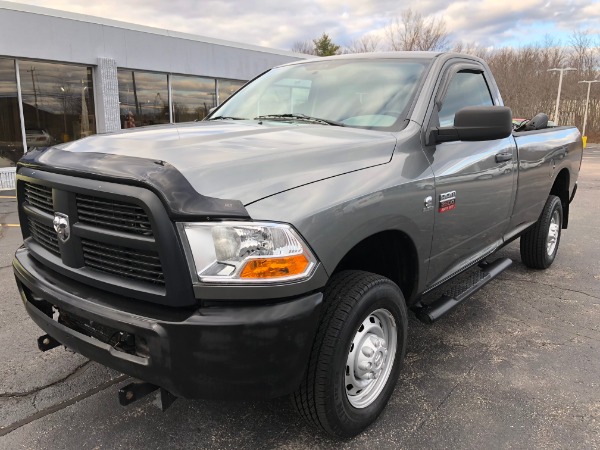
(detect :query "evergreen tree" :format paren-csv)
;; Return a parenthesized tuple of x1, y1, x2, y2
(313, 33, 341, 56)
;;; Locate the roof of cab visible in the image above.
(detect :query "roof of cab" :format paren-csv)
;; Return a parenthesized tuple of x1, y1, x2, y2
(276, 51, 490, 74)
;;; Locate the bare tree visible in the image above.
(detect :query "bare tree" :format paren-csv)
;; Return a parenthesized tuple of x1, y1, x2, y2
(291, 40, 316, 55)
(289, 26, 600, 141)
(451, 41, 490, 59)
(385, 8, 449, 51)
(569, 30, 597, 76)
(343, 34, 381, 54)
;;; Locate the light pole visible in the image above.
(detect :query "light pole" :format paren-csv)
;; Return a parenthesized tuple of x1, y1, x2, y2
(548, 67, 577, 125)
(26, 67, 40, 128)
(60, 86, 68, 141)
(578, 80, 599, 138)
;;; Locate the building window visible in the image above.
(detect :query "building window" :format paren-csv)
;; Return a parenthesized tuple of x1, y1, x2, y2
(171, 75, 216, 122)
(118, 69, 169, 128)
(0, 58, 23, 167)
(218, 79, 246, 105)
(19, 61, 96, 150)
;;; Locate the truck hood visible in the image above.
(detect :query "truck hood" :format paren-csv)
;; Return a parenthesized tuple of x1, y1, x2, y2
(56, 121, 396, 205)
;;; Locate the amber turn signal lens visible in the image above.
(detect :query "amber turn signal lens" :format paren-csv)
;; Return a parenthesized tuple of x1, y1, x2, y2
(240, 254, 310, 279)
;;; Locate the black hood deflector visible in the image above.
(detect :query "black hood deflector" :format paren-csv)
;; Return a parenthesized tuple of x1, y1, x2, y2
(18, 148, 250, 220)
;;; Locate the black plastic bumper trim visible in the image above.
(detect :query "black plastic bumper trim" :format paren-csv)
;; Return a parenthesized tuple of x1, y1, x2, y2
(14, 248, 323, 400)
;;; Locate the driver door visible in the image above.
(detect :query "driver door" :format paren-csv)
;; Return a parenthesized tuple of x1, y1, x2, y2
(425, 66, 517, 286)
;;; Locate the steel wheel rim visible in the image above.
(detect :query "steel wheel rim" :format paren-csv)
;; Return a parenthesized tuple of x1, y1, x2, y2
(345, 308, 397, 409)
(546, 210, 560, 256)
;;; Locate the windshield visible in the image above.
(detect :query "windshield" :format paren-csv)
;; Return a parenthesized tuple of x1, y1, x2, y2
(210, 59, 428, 129)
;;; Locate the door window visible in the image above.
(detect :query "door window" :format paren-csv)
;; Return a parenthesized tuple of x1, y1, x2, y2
(439, 71, 493, 127)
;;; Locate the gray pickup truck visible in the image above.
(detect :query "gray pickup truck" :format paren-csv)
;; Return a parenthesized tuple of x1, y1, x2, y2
(13, 52, 582, 438)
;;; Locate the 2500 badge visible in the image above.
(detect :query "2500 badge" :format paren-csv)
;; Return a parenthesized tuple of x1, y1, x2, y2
(439, 191, 456, 213)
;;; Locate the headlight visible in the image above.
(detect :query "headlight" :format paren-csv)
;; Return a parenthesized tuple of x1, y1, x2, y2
(181, 221, 317, 283)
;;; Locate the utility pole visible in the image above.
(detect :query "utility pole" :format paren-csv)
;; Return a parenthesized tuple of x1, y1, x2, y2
(548, 67, 577, 125)
(578, 80, 599, 137)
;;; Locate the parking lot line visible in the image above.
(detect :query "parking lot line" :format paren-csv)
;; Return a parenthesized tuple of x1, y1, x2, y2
(0, 196, 16, 199)
(0, 223, 20, 227)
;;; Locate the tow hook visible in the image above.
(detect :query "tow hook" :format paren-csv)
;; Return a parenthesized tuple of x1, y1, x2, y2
(37, 334, 61, 352)
(118, 381, 177, 412)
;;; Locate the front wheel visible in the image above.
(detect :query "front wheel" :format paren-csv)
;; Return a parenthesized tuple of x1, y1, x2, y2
(520, 195, 563, 269)
(292, 270, 408, 438)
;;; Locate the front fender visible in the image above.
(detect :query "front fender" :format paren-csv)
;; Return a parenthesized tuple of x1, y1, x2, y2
(246, 157, 435, 293)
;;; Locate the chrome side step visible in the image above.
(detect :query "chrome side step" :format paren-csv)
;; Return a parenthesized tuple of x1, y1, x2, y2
(414, 257, 512, 324)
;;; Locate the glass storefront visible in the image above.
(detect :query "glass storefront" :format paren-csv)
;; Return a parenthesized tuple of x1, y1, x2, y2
(171, 75, 216, 122)
(117, 71, 247, 127)
(1, 56, 252, 170)
(218, 79, 246, 105)
(0, 58, 23, 167)
(118, 70, 169, 128)
(20, 61, 96, 150)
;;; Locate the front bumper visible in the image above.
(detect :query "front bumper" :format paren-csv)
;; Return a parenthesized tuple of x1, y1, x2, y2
(13, 247, 323, 400)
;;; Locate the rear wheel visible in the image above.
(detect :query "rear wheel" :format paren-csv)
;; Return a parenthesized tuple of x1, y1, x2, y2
(292, 270, 408, 438)
(520, 195, 563, 269)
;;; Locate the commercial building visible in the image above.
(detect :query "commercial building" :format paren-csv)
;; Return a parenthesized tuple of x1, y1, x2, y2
(0, 1, 307, 176)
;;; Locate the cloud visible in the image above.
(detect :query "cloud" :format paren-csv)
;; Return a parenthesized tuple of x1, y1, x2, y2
(8, 0, 600, 50)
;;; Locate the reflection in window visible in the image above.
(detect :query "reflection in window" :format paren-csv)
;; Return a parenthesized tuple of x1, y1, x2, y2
(0, 58, 23, 167)
(20, 61, 96, 150)
(171, 75, 216, 122)
(118, 70, 169, 128)
(218, 79, 245, 105)
(257, 78, 312, 115)
(215, 61, 427, 129)
(439, 71, 493, 127)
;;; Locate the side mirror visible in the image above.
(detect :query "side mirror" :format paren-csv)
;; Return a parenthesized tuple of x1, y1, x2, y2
(431, 106, 513, 144)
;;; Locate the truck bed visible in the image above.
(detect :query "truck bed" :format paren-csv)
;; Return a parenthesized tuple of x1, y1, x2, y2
(511, 126, 582, 230)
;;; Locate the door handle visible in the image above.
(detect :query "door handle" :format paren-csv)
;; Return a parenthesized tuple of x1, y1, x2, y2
(495, 152, 512, 163)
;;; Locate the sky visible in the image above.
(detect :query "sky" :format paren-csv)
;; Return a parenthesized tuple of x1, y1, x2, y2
(7, 0, 600, 51)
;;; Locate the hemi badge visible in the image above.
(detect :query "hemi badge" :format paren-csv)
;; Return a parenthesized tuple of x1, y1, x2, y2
(439, 191, 456, 213)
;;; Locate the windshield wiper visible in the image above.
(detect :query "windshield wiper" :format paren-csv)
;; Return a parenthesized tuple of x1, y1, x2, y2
(255, 114, 345, 127)
(207, 116, 247, 121)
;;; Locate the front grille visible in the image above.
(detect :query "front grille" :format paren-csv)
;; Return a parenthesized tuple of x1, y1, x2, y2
(76, 194, 153, 236)
(82, 239, 165, 285)
(24, 182, 53, 215)
(20, 179, 165, 291)
(28, 217, 60, 256)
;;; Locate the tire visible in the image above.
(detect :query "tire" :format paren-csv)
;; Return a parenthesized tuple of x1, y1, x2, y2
(520, 195, 563, 269)
(292, 270, 408, 438)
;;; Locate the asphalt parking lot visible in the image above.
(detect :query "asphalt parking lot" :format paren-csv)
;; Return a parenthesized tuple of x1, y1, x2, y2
(1, 146, 599, 449)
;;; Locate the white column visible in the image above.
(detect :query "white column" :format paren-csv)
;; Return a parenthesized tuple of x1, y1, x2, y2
(94, 57, 121, 133)
(14, 59, 27, 152)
